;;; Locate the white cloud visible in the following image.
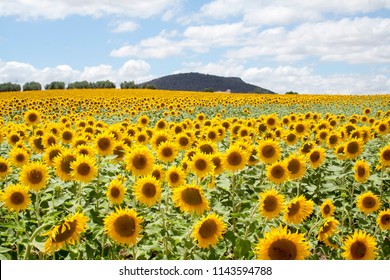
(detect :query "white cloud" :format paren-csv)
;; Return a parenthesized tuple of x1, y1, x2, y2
(0, 0, 181, 20)
(0, 59, 153, 86)
(110, 21, 139, 33)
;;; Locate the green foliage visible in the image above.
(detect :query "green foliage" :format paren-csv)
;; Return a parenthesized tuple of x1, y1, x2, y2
(285, 91, 299, 94)
(0, 82, 21, 92)
(45, 81, 65, 90)
(120, 81, 138, 89)
(204, 87, 214, 92)
(22, 81, 42, 91)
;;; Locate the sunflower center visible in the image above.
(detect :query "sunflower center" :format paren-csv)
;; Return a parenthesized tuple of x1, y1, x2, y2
(29, 170, 43, 184)
(47, 136, 56, 146)
(310, 151, 320, 163)
(212, 157, 221, 169)
(16, 154, 25, 162)
(287, 159, 300, 174)
(323, 204, 331, 215)
(301, 143, 312, 154)
(62, 131, 73, 141)
(347, 141, 359, 154)
(329, 135, 338, 145)
(61, 155, 77, 174)
(152, 170, 161, 180)
(288, 201, 300, 216)
(11, 135, 20, 143)
(138, 134, 146, 142)
(208, 131, 217, 139)
(295, 124, 305, 133)
(162, 147, 173, 158)
(267, 118, 276, 126)
(10, 191, 25, 205)
(357, 166, 366, 177)
(379, 124, 387, 132)
(77, 163, 91, 176)
(53, 220, 77, 243)
(33, 137, 44, 150)
(383, 150, 390, 161)
(321, 223, 331, 234)
(287, 133, 296, 142)
(271, 165, 285, 179)
(113, 146, 126, 159)
(0, 162, 8, 172)
(263, 196, 277, 212)
(350, 241, 366, 259)
(199, 219, 217, 239)
(262, 145, 275, 158)
(142, 183, 156, 198)
(49, 149, 61, 162)
(181, 188, 203, 205)
(268, 239, 297, 260)
(132, 155, 147, 170)
(380, 214, 390, 225)
(110, 186, 120, 198)
(199, 144, 213, 155)
(114, 215, 136, 237)
(227, 151, 242, 166)
(169, 172, 179, 183)
(179, 137, 189, 147)
(195, 159, 207, 171)
(28, 113, 38, 122)
(98, 138, 111, 151)
(362, 197, 376, 209)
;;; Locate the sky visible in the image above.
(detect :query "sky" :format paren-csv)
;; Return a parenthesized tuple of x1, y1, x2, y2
(0, 0, 390, 94)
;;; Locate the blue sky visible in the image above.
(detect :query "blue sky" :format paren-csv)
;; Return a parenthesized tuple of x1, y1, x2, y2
(0, 0, 390, 94)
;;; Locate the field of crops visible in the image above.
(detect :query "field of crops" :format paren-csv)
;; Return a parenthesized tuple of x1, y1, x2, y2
(0, 89, 389, 260)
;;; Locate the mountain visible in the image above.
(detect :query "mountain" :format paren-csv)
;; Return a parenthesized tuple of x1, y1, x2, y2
(138, 72, 274, 93)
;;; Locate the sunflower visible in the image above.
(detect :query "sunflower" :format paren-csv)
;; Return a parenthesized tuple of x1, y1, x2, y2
(176, 132, 192, 150)
(320, 199, 335, 218)
(266, 161, 289, 184)
(341, 230, 377, 260)
(191, 213, 227, 248)
(112, 141, 129, 161)
(327, 133, 341, 148)
(356, 191, 381, 215)
(258, 189, 285, 220)
(156, 141, 178, 163)
(172, 184, 209, 215)
(151, 164, 165, 182)
(188, 152, 215, 178)
(43, 144, 63, 167)
(104, 207, 143, 246)
(29, 136, 45, 153)
(53, 151, 77, 181)
(285, 153, 306, 180)
(221, 144, 249, 172)
(379, 145, 390, 167)
(377, 209, 390, 230)
(42, 133, 58, 149)
(20, 162, 48, 192)
(126, 146, 154, 176)
(60, 128, 74, 144)
(0, 157, 11, 178)
(255, 226, 311, 260)
(106, 177, 127, 205)
(8, 147, 30, 168)
(70, 155, 98, 183)
(43, 212, 89, 254)
(353, 159, 370, 183)
(166, 166, 186, 188)
(284, 131, 298, 146)
(307, 147, 326, 169)
(24, 109, 41, 125)
(283, 195, 314, 225)
(1, 184, 31, 212)
(344, 138, 363, 159)
(95, 132, 115, 156)
(150, 130, 172, 151)
(75, 144, 96, 157)
(197, 140, 217, 155)
(257, 139, 281, 164)
(133, 175, 162, 206)
(318, 217, 339, 241)
(210, 153, 224, 175)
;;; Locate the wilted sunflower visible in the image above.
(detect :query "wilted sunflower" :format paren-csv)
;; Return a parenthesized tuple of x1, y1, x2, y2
(0, 157, 11, 179)
(172, 184, 209, 215)
(24, 109, 41, 125)
(156, 141, 178, 163)
(95, 132, 115, 156)
(255, 226, 311, 260)
(283, 195, 314, 225)
(20, 162, 48, 191)
(133, 175, 162, 206)
(356, 191, 381, 215)
(320, 199, 335, 218)
(104, 207, 143, 246)
(70, 155, 98, 183)
(126, 146, 154, 176)
(1, 184, 31, 212)
(258, 189, 285, 220)
(221, 144, 249, 172)
(188, 152, 215, 178)
(285, 153, 306, 180)
(43, 212, 88, 254)
(166, 166, 186, 188)
(191, 213, 227, 248)
(266, 161, 289, 184)
(257, 139, 281, 164)
(53, 150, 77, 181)
(344, 138, 363, 159)
(377, 209, 390, 230)
(318, 217, 339, 242)
(353, 159, 370, 183)
(341, 230, 377, 260)
(379, 145, 390, 167)
(106, 177, 127, 205)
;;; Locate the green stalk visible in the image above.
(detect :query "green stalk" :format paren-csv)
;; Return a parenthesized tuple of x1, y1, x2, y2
(243, 203, 258, 240)
(23, 223, 50, 260)
(34, 191, 41, 227)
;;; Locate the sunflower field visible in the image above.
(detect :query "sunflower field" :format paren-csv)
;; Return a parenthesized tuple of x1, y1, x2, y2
(0, 89, 389, 260)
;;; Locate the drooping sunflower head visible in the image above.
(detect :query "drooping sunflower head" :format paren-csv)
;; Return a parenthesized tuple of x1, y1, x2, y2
(0, 183, 31, 212)
(104, 207, 143, 246)
(283, 195, 314, 225)
(258, 189, 285, 220)
(266, 161, 289, 184)
(133, 175, 162, 207)
(43, 212, 89, 254)
(341, 230, 377, 260)
(191, 213, 227, 248)
(320, 199, 335, 218)
(70, 154, 98, 183)
(257, 139, 281, 164)
(377, 209, 390, 230)
(356, 191, 381, 215)
(20, 161, 48, 192)
(126, 146, 154, 176)
(106, 177, 127, 205)
(172, 184, 210, 215)
(353, 159, 371, 183)
(255, 226, 311, 260)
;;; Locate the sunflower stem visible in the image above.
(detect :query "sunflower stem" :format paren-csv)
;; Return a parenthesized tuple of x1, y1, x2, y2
(15, 213, 19, 260)
(349, 182, 357, 228)
(23, 223, 50, 260)
(243, 203, 258, 240)
(34, 191, 41, 227)
(159, 200, 169, 259)
(231, 172, 237, 257)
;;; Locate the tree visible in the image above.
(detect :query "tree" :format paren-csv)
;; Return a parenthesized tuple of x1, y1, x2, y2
(92, 80, 116, 89)
(67, 81, 91, 89)
(204, 87, 214, 92)
(45, 81, 65, 90)
(285, 91, 298, 94)
(120, 81, 138, 89)
(0, 82, 21, 92)
(23, 81, 42, 91)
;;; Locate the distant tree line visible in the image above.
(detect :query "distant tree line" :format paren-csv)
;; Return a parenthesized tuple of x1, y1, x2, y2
(0, 80, 153, 92)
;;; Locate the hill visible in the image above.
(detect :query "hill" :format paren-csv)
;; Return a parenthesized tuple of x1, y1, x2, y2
(138, 72, 274, 93)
